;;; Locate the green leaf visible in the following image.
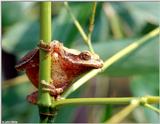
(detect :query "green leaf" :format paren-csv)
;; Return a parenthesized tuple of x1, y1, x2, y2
(2, 2, 35, 27)
(130, 74, 158, 97)
(100, 105, 113, 122)
(2, 81, 40, 122)
(111, 2, 159, 34)
(125, 2, 160, 24)
(2, 20, 40, 57)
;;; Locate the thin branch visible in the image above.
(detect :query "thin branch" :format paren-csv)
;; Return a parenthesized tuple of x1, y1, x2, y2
(143, 103, 160, 114)
(106, 99, 139, 123)
(52, 97, 133, 108)
(62, 27, 160, 98)
(88, 2, 97, 35)
(87, 2, 97, 53)
(37, 96, 159, 122)
(105, 96, 160, 123)
(64, 2, 95, 52)
(64, 2, 88, 43)
(50, 96, 160, 108)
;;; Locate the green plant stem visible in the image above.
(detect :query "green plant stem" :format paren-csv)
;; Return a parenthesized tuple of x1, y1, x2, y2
(106, 99, 139, 123)
(38, 2, 52, 123)
(87, 2, 97, 53)
(88, 2, 97, 34)
(52, 97, 132, 108)
(64, 2, 88, 43)
(51, 96, 160, 108)
(105, 96, 160, 123)
(87, 39, 94, 53)
(145, 96, 160, 104)
(64, 2, 94, 52)
(62, 27, 160, 98)
(49, 96, 159, 123)
(143, 103, 160, 114)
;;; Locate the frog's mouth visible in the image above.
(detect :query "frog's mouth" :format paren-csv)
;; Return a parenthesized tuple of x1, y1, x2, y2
(79, 59, 104, 69)
(62, 54, 104, 69)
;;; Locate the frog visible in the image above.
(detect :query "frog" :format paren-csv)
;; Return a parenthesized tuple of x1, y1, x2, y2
(15, 40, 103, 104)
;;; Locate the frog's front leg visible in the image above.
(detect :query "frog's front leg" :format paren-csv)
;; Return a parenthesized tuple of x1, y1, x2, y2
(41, 80, 64, 99)
(38, 40, 52, 52)
(27, 80, 63, 104)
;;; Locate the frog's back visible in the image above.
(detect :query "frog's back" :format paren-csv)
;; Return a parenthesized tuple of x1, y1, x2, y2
(15, 48, 39, 71)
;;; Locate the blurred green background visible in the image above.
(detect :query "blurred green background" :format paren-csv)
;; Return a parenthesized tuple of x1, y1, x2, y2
(2, 2, 159, 123)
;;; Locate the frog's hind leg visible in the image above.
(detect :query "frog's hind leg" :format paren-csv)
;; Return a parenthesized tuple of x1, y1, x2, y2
(27, 91, 38, 104)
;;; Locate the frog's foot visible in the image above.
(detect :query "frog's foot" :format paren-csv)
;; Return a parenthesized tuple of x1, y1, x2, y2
(38, 40, 52, 52)
(41, 80, 63, 98)
(27, 91, 38, 104)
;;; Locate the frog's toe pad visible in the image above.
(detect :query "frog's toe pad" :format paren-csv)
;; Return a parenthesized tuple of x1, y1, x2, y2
(27, 91, 38, 104)
(38, 40, 51, 52)
(42, 87, 63, 96)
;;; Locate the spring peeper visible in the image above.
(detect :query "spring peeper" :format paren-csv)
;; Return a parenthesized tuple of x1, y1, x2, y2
(15, 40, 103, 104)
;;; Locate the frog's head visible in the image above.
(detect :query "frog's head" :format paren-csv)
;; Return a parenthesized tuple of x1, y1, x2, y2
(62, 45, 104, 69)
(77, 51, 103, 68)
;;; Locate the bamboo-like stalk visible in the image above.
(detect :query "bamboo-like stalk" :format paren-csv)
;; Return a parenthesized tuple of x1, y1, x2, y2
(106, 99, 140, 123)
(143, 103, 160, 114)
(38, 2, 52, 123)
(50, 96, 160, 108)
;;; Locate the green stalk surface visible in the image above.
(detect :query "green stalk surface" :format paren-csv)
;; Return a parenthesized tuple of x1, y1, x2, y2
(38, 2, 52, 123)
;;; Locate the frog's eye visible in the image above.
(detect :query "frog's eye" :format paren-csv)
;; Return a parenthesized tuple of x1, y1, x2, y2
(79, 51, 91, 60)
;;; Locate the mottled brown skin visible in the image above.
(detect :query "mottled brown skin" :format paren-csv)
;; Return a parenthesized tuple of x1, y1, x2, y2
(15, 40, 103, 104)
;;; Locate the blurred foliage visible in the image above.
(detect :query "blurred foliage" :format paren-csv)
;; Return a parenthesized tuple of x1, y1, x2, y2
(2, 1, 159, 123)
(130, 74, 159, 123)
